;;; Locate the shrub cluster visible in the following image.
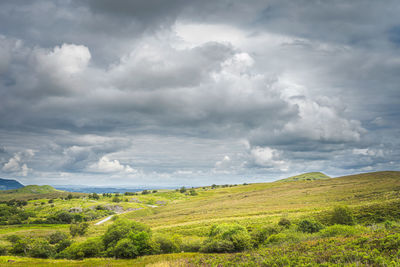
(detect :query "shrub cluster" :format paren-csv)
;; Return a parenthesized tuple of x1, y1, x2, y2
(200, 223, 252, 253)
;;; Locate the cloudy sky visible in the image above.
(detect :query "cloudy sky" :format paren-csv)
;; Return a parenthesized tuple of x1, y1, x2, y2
(0, 0, 399, 187)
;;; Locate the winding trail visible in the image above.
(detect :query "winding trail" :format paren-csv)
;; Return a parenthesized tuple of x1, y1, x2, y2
(95, 215, 114, 225)
(94, 205, 158, 225)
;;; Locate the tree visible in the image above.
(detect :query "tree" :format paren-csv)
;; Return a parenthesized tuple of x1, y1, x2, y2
(179, 187, 186, 193)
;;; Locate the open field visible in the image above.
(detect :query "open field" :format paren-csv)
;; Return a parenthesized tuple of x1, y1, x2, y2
(0, 171, 399, 266)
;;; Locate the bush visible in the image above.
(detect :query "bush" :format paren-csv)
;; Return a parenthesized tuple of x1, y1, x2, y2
(103, 219, 150, 250)
(331, 206, 355, 225)
(49, 231, 68, 244)
(112, 231, 157, 258)
(9, 237, 30, 255)
(297, 219, 323, 233)
(0, 245, 7, 256)
(201, 223, 252, 253)
(154, 234, 182, 253)
(29, 239, 55, 258)
(319, 224, 359, 238)
(61, 238, 103, 259)
(250, 225, 281, 247)
(189, 189, 198, 196)
(180, 236, 202, 252)
(55, 239, 72, 253)
(47, 211, 73, 224)
(278, 218, 291, 228)
(112, 196, 121, 202)
(70, 222, 89, 237)
(179, 187, 186, 193)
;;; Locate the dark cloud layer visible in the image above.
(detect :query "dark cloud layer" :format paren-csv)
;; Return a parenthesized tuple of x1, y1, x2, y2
(0, 1, 399, 186)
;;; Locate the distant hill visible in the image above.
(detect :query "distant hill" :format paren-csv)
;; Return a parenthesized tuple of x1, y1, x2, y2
(278, 172, 330, 182)
(0, 178, 24, 190)
(13, 185, 58, 194)
(0, 184, 85, 201)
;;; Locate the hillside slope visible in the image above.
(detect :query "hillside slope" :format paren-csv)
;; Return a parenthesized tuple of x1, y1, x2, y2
(0, 178, 23, 190)
(121, 171, 400, 236)
(278, 172, 330, 182)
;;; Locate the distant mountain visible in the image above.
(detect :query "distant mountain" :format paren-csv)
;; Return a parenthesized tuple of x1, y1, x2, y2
(278, 172, 330, 182)
(0, 178, 24, 190)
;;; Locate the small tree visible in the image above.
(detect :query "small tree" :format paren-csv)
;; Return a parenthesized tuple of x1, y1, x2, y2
(179, 187, 186, 193)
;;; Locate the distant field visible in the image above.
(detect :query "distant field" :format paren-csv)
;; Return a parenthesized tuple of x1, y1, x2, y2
(0, 171, 399, 266)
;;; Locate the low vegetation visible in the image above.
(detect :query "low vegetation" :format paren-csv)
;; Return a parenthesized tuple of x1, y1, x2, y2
(0, 171, 399, 266)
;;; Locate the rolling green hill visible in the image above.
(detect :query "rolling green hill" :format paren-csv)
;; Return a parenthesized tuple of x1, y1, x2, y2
(278, 171, 330, 182)
(0, 185, 84, 201)
(0, 171, 399, 266)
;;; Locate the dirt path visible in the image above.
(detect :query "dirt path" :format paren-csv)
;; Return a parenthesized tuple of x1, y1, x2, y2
(95, 205, 157, 225)
(94, 215, 114, 225)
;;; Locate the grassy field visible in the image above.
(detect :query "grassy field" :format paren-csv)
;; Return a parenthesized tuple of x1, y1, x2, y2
(0, 171, 399, 266)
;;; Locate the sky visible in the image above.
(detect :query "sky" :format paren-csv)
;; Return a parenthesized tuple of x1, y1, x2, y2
(0, 0, 399, 187)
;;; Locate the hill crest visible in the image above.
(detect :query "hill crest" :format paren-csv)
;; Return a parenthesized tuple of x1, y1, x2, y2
(278, 172, 330, 182)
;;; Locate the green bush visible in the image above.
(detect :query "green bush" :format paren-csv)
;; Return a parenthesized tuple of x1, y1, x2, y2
(189, 189, 198, 196)
(61, 238, 103, 260)
(250, 225, 281, 247)
(49, 231, 68, 244)
(29, 239, 55, 258)
(353, 200, 400, 224)
(278, 218, 291, 228)
(55, 239, 72, 253)
(154, 234, 182, 253)
(111, 231, 157, 258)
(180, 236, 202, 252)
(297, 219, 323, 233)
(0, 245, 7, 256)
(70, 222, 89, 237)
(103, 219, 156, 258)
(9, 237, 30, 255)
(201, 223, 252, 253)
(331, 206, 355, 225)
(103, 219, 150, 250)
(319, 224, 359, 238)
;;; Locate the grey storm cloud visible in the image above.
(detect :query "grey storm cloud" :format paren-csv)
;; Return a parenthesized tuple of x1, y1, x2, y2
(0, 0, 399, 186)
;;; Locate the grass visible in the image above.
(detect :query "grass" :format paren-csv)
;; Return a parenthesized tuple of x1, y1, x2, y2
(0, 171, 399, 266)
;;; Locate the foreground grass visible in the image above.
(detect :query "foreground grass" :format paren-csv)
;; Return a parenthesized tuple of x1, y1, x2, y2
(1, 226, 399, 266)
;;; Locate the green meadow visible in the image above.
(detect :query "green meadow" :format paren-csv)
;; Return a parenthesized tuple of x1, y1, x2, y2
(0, 171, 400, 266)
